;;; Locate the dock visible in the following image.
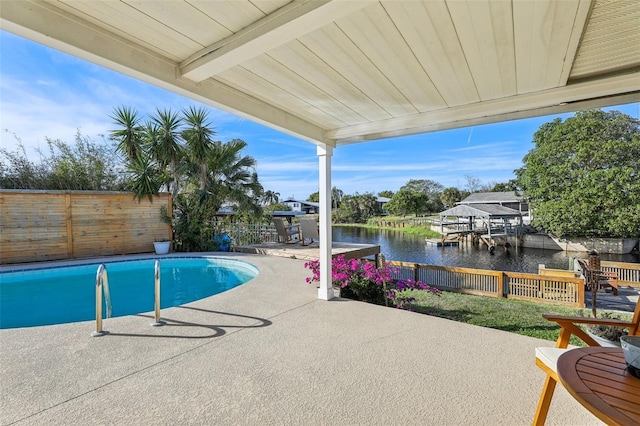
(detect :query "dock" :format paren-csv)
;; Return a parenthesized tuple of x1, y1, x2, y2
(425, 239, 459, 247)
(233, 241, 380, 261)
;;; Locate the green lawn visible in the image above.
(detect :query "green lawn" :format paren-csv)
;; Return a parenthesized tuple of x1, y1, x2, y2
(405, 289, 633, 346)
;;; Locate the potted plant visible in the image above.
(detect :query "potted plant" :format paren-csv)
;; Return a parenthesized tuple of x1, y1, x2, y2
(154, 205, 173, 254)
(153, 240, 171, 255)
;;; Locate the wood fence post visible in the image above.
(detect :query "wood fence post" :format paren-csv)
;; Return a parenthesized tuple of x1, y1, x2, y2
(414, 263, 419, 282)
(498, 272, 505, 298)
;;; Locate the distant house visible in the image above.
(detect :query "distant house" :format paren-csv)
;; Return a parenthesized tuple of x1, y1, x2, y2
(281, 198, 319, 214)
(376, 196, 390, 215)
(458, 191, 529, 215)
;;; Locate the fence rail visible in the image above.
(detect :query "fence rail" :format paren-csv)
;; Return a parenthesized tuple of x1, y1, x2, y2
(505, 272, 584, 306)
(386, 260, 584, 307)
(601, 261, 640, 287)
(211, 222, 276, 246)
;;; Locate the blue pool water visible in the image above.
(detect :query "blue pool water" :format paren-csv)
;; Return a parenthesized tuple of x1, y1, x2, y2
(0, 257, 258, 329)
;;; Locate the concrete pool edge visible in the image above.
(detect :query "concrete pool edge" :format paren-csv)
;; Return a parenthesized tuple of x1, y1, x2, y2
(0, 251, 260, 273)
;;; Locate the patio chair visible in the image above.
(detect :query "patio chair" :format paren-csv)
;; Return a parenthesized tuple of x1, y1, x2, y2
(272, 217, 299, 244)
(299, 217, 319, 246)
(532, 299, 640, 425)
(577, 258, 619, 295)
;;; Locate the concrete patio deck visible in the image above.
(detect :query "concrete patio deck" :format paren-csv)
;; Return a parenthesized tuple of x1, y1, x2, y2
(1, 253, 603, 425)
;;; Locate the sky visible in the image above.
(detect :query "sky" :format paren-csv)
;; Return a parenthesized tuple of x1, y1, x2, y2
(1, 30, 639, 201)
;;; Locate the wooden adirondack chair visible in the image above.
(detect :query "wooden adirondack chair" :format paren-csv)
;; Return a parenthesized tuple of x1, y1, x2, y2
(533, 299, 640, 425)
(272, 217, 299, 244)
(299, 218, 319, 246)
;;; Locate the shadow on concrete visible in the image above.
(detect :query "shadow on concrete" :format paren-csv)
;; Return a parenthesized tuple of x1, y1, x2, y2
(101, 307, 272, 340)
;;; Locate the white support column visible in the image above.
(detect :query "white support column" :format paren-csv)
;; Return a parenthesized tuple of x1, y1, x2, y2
(317, 144, 334, 300)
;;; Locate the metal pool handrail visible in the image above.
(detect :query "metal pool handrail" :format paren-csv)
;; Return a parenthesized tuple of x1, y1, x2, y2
(151, 260, 165, 327)
(91, 264, 112, 337)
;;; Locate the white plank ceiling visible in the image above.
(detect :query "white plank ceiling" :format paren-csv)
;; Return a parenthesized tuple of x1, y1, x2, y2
(1, 0, 639, 147)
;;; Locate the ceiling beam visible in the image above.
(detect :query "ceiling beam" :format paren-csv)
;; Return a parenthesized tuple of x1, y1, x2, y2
(328, 72, 640, 144)
(180, 0, 373, 82)
(0, 0, 331, 146)
(557, 0, 594, 86)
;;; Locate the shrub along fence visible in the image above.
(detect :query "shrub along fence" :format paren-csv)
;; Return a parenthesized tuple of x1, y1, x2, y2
(0, 190, 171, 264)
(386, 261, 586, 307)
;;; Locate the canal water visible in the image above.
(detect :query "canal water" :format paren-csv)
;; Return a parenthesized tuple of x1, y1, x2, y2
(332, 226, 640, 273)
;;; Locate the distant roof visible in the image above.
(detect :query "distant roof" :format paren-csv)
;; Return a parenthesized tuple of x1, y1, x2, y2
(377, 196, 391, 203)
(281, 199, 320, 207)
(215, 208, 308, 217)
(268, 211, 308, 217)
(459, 191, 525, 204)
(440, 204, 522, 218)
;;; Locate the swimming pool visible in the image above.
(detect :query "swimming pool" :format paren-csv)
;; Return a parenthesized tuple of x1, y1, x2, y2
(0, 256, 258, 329)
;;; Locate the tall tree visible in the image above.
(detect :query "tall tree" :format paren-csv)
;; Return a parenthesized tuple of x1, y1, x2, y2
(127, 151, 164, 202)
(204, 138, 263, 216)
(489, 180, 519, 192)
(440, 187, 462, 208)
(515, 109, 640, 238)
(262, 190, 280, 205)
(182, 106, 216, 191)
(306, 191, 319, 202)
(110, 105, 264, 244)
(385, 189, 428, 216)
(464, 175, 482, 193)
(110, 106, 143, 160)
(149, 108, 184, 198)
(378, 190, 394, 198)
(335, 192, 378, 223)
(398, 179, 444, 213)
(331, 186, 344, 209)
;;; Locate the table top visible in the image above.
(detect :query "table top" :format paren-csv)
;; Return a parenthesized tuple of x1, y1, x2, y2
(557, 347, 640, 426)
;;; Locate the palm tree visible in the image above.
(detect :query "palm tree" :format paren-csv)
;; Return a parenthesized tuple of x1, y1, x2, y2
(182, 106, 216, 191)
(110, 106, 143, 161)
(149, 108, 183, 198)
(126, 151, 164, 202)
(262, 190, 280, 205)
(112, 105, 266, 249)
(203, 138, 263, 216)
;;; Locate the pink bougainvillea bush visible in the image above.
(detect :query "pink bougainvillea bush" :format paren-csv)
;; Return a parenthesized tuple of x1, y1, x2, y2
(304, 254, 440, 309)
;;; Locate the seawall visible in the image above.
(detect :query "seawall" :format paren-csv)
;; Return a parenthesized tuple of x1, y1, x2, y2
(522, 234, 638, 254)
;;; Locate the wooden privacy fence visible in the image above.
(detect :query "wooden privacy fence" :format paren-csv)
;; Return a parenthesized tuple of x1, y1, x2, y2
(0, 190, 172, 264)
(386, 261, 585, 307)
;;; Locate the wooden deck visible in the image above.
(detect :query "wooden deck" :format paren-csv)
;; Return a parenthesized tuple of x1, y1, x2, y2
(233, 241, 380, 261)
(425, 238, 459, 247)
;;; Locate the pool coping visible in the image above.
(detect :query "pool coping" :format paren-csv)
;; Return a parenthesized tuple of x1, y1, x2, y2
(0, 251, 256, 273)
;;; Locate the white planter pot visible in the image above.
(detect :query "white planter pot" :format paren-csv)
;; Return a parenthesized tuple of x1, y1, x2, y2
(153, 241, 170, 255)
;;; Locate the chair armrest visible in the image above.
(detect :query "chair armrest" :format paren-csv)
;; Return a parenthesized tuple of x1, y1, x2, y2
(542, 314, 633, 348)
(542, 314, 632, 328)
